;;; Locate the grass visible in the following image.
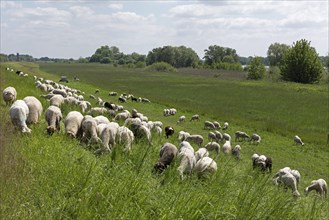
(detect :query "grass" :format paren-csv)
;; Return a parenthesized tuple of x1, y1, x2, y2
(0, 62, 328, 219)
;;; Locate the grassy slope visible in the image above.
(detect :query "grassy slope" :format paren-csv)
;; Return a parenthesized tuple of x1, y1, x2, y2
(0, 62, 328, 219)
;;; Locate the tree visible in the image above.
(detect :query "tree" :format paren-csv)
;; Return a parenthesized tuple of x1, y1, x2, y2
(203, 45, 239, 66)
(267, 43, 290, 66)
(280, 39, 323, 83)
(247, 56, 266, 80)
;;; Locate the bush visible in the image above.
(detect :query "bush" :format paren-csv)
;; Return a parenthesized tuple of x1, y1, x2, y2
(146, 62, 177, 72)
(280, 39, 323, 84)
(247, 57, 266, 80)
(135, 61, 146, 68)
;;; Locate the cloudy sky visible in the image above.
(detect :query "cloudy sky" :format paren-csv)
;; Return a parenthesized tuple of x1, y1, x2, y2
(1, 0, 328, 59)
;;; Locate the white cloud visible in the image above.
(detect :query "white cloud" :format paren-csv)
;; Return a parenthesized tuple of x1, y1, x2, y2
(70, 6, 94, 17)
(0, 1, 22, 9)
(108, 3, 123, 10)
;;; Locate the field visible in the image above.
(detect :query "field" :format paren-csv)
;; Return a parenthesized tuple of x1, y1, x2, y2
(0, 62, 328, 219)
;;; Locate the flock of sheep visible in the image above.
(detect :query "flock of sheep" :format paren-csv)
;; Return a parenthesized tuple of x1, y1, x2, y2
(2, 67, 327, 199)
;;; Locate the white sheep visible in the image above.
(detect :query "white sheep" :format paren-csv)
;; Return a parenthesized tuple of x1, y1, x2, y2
(294, 135, 304, 146)
(96, 122, 119, 153)
(114, 111, 131, 121)
(79, 101, 91, 113)
(153, 125, 162, 136)
(204, 121, 216, 130)
(81, 115, 103, 146)
(235, 131, 250, 142)
(178, 131, 190, 142)
(185, 134, 204, 147)
(2, 86, 17, 105)
(94, 115, 110, 125)
(49, 94, 64, 107)
(213, 121, 221, 129)
(222, 140, 232, 154)
(194, 156, 217, 178)
(195, 147, 209, 161)
(138, 125, 152, 145)
(208, 131, 218, 142)
(276, 170, 300, 197)
(190, 114, 200, 122)
(23, 96, 43, 124)
(223, 122, 229, 130)
(116, 126, 135, 152)
(9, 100, 31, 133)
(177, 115, 186, 124)
(153, 121, 163, 128)
(223, 133, 231, 141)
(154, 142, 178, 173)
(250, 133, 261, 144)
(232, 145, 242, 160)
(90, 107, 108, 115)
(305, 179, 327, 197)
(64, 111, 84, 138)
(51, 89, 67, 97)
(45, 105, 62, 135)
(214, 131, 223, 142)
(204, 142, 220, 154)
(177, 141, 196, 179)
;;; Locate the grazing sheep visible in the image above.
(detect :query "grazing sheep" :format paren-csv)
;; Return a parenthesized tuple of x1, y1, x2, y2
(9, 100, 31, 133)
(294, 135, 304, 146)
(51, 89, 67, 98)
(2, 86, 17, 105)
(138, 125, 152, 144)
(177, 115, 186, 124)
(195, 147, 209, 161)
(104, 101, 116, 110)
(79, 101, 91, 113)
(81, 115, 102, 146)
(49, 94, 64, 107)
(290, 169, 301, 185)
(116, 126, 135, 152)
(178, 131, 190, 142)
(153, 121, 163, 128)
(252, 154, 272, 172)
(96, 122, 119, 153)
(275, 170, 300, 197)
(250, 133, 261, 144)
(204, 142, 220, 154)
(141, 98, 150, 103)
(305, 179, 327, 197)
(95, 89, 100, 94)
(223, 122, 229, 130)
(118, 96, 127, 103)
(114, 111, 131, 121)
(37, 83, 48, 92)
(153, 125, 162, 136)
(90, 107, 108, 115)
(213, 121, 221, 129)
(223, 133, 231, 141)
(89, 94, 96, 99)
(185, 134, 204, 147)
(94, 115, 110, 125)
(64, 111, 84, 138)
(194, 156, 217, 178)
(204, 121, 216, 130)
(208, 132, 218, 142)
(45, 105, 62, 135)
(232, 145, 242, 160)
(177, 141, 196, 179)
(154, 143, 178, 173)
(222, 140, 232, 154)
(214, 131, 223, 142)
(109, 91, 117, 96)
(235, 131, 250, 142)
(165, 126, 175, 138)
(64, 96, 79, 105)
(23, 96, 43, 124)
(190, 114, 200, 122)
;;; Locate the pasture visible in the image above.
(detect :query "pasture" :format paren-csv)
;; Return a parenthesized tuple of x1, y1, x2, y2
(0, 62, 328, 219)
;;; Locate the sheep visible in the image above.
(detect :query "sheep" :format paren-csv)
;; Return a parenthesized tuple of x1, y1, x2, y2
(290, 169, 301, 185)
(250, 133, 261, 144)
(252, 154, 272, 172)
(204, 142, 220, 154)
(190, 114, 200, 122)
(51, 89, 67, 97)
(93, 115, 110, 125)
(177, 115, 186, 124)
(305, 179, 327, 197)
(116, 126, 135, 152)
(114, 111, 131, 121)
(79, 101, 91, 113)
(214, 131, 223, 142)
(81, 115, 102, 146)
(275, 170, 300, 197)
(223, 122, 229, 130)
(178, 131, 190, 142)
(64, 111, 84, 138)
(96, 122, 119, 153)
(131, 96, 138, 102)
(23, 96, 43, 124)
(213, 121, 221, 129)
(208, 132, 218, 142)
(194, 156, 217, 178)
(235, 131, 250, 142)
(49, 94, 64, 107)
(185, 134, 204, 147)
(195, 147, 209, 162)
(37, 83, 48, 92)
(204, 121, 216, 130)
(165, 126, 175, 138)
(177, 141, 196, 179)
(104, 101, 116, 110)
(141, 98, 150, 103)
(64, 96, 79, 105)
(96, 97, 104, 106)
(95, 89, 100, 94)
(232, 145, 242, 160)
(153, 143, 178, 173)
(109, 91, 117, 96)
(153, 125, 162, 136)
(153, 121, 163, 128)
(118, 96, 126, 103)
(2, 86, 17, 105)
(223, 133, 231, 141)
(222, 140, 232, 154)
(45, 105, 62, 135)
(294, 135, 304, 146)
(9, 100, 31, 133)
(89, 94, 96, 99)
(138, 125, 152, 145)
(90, 107, 108, 115)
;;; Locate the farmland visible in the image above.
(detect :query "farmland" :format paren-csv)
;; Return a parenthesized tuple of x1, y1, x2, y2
(1, 62, 328, 219)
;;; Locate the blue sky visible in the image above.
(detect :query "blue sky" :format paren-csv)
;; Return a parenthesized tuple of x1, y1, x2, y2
(1, 0, 328, 59)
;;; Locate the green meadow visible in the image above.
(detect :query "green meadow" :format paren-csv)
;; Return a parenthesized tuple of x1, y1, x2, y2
(0, 62, 328, 219)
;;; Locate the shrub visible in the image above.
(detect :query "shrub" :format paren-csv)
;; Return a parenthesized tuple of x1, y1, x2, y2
(135, 61, 146, 68)
(146, 62, 177, 72)
(247, 57, 266, 80)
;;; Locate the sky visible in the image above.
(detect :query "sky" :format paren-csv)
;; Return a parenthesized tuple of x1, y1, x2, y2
(1, 0, 328, 59)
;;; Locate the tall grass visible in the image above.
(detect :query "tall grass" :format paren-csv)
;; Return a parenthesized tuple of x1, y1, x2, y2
(0, 62, 328, 219)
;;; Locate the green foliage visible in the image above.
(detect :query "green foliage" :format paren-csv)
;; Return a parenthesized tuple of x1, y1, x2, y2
(247, 56, 266, 80)
(146, 45, 199, 68)
(203, 45, 239, 65)
(100, 57, 111, 64)
(280, 39, 323, 84)
(135, 61, 146, 68)
(146, 61, 177, 72)
(77, 57, 88, 63)
(267, 42, 290, 66)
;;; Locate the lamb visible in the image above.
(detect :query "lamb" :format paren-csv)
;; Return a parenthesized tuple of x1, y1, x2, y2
(204, 121, 216, 130)
(223, 122, 229, 130)
(275, 170, 300, 197)
(165, 126, 175, 138)
(116, 126, 135, 152)
(235, 131, 250, 142)
(185, 134, 204, 147)
(250, 133, 261, 144)
(190, 114, 200, 122)
(2, 86, 17, 105)
(177, 141, 196, 179)
(294, 135, 304, 146)
(153, 143, 178, 173)
(96, 122, 119, 153)
(49, 94, 64, 107)
(305, 179, 327, 197)
(9, 100, 31, 133)
(204, 142, 220, 154)
(45, 105, 62, 135)
(177, 115, 186, 124)
(81, 115, 102, 145)
(64, 111, 84, 138)
(252, 154, 272, 172)
(194, 156, 217, 178)
(222, 140, 232, 154)
(178, 131, 190, 142)
(195, 147, 209, 161)
(232, 145, 242, 160)
(23, 96, 43, 124)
